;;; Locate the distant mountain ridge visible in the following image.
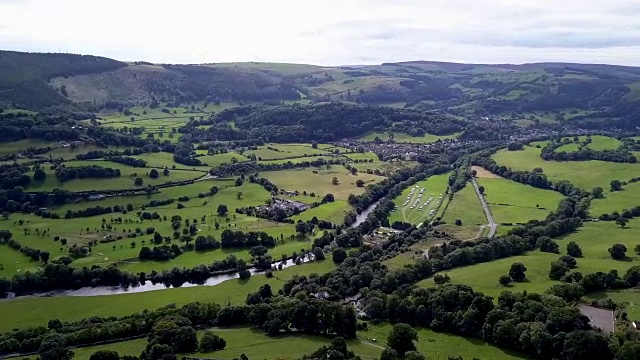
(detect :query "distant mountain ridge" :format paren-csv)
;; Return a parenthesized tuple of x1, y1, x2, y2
(2, 50, 640, 129)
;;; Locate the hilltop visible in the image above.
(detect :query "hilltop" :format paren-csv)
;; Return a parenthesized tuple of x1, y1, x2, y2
(2, 50, 640, 129)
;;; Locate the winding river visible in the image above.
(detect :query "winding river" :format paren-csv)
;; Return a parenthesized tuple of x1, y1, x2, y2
(349, 200, 381, 228)
(7, 201, 381, 299)
(8, 257, 309, 299)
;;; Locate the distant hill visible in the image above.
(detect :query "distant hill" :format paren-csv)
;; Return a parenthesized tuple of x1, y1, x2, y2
(0, 51, 126, 109)
(2, 50, 640, 128)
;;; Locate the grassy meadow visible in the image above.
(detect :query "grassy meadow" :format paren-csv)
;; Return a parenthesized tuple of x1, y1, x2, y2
(0, 260, 336, 331)
(263, 167, 385, 201)
(439, 185, 487, 239)
(493, 144, 640, 215)
(364, 323, 526, 360)
(27, 160, 207, 192)
(358, 131, 460, 144)
(420, 219, 640, 299)
(478, 177, 563, 224)
(555, 135, 622, 152)
(15, 322, 528, 360)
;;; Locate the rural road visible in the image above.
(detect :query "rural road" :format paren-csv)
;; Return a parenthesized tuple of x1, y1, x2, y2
(471, 177, 497, 238)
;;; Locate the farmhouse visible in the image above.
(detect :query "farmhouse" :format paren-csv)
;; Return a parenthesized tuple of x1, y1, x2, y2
(272, 198, 310, 212)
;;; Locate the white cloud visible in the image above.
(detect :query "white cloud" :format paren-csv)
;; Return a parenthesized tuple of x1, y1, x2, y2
(1, 0, 640, 65)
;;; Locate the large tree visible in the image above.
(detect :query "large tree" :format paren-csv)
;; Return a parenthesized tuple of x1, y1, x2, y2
(386, 323, 418, 356)
(567, 241, 583, 257)
(39, 334, 74, 360)
(509, 262, 527, 282)
(89, 350, 120, 360)
(199, 331, 226, 352)
(609, 244, 627, 260)
(217, 204, 228, 216)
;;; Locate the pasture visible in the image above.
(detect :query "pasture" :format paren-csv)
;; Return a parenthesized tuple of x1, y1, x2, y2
(50, 322, 526, 360)
(290, 200, 352, 224)
(0, 260, 337, 331)
(365, 323, 526, 360)
(492, 145, 640, 190)
(344, 152, 379, 161)
(27, 160, 207, 192)
(351, 160, 418, 175)
(263, 167, 385, 201)
(0, 181, 306, 272)
(243, 143, 330, 160)
(0, 245, 39, 275)
(134, 151, 249, 169)
(555, 135, 622, 152)
(388, 174, 450, 225)
(478, 177, 563, 224)
(61, 327, 383, 360)
(439, 185, 486, 239)
(358, 131, 460, 144)
(0, 139, 54, 155)
(420, 219, 640, 299)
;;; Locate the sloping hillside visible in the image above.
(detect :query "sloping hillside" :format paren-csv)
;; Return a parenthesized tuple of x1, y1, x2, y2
(4, 50, 640, 130)
(0, 51, 126, 109)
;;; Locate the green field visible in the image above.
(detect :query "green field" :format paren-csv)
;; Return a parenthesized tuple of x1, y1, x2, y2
(364, 323, 525, 360)
(493, 145, 640, 215)
(358, 131, 460, 144)
(133, 151, 250, 169)
(25, 322, 527, 360)
(0, 245, 39, 275)
(0, 180, 306, 272)
(244, 143, 331, 160)
(37, 319, 526, 360)
(479, 177, 563, 224)
(52, 327, 381, 360)
(27, 160, 207, 192)
(350, 160, 418, 175)
(388, 174, 450, 225)
(263, 167, 385, 201)
(555, 135, 622, 152)
(493, 145, 640, 190)
(290, 200, 352, 224)
(420, 219, 640, 299)
(0, 139, 54, 155)
(439, 185, 487, 239)
(0, 260, 336, 331)
(344, 152, 379, 161)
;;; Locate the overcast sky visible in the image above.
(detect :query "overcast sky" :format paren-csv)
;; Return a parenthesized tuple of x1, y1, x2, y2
(2, 0, 640, 66)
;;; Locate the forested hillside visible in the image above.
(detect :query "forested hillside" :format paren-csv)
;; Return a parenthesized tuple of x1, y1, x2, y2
(3, 50, 640, 130)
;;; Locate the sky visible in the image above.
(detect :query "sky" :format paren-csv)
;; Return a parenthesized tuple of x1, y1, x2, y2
(2, 0, 640, 66)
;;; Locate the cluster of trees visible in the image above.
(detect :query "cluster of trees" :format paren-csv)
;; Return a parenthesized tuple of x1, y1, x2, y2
(0, 114, 83, 142)
(104, 156, 148, 168)
(0, 51, 125, 109)
(172, 143, 201, 167)
(472, 151, 589, 198)
(211, 157, 345, 177)
(138, 244, 183, 261)
(0, 252, 258, 296)
(189, 103, 463, 143)
(220, 229, 276, 249)
(0, 231, 49, 264)
(0, 296, 355, 357)
(364, 285, 613, 360)
(0, 163, 31, 190)
(63, 205, 125, 219)
(54, 165, 121, 182)
(541, 141, 637, 163)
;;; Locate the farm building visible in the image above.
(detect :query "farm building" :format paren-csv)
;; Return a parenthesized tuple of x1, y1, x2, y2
(271, 198, 310, 212)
